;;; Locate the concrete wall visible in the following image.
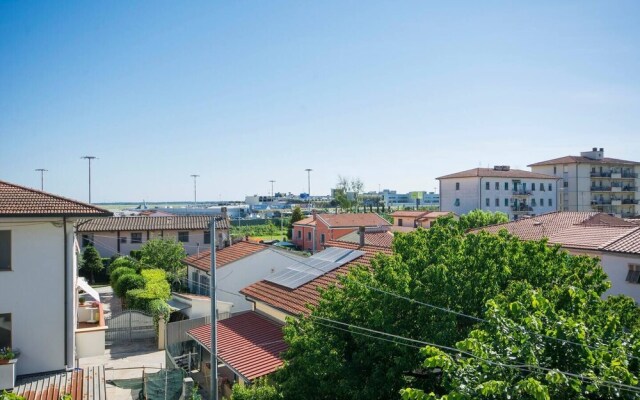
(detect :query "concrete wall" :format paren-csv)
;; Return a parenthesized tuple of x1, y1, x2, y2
(601, 253, 640, 303)
(187, 248, 305, 313)
(81, 228, 230, 258)
(0, 218, 75, 375)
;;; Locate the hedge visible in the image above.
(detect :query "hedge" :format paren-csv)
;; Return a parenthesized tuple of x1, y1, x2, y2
(107, 256, 139, 275)
(114, 274, 146, 299)
(110, 267, 137, 287)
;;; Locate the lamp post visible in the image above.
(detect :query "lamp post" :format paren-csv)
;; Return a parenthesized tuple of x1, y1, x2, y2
(305, 168, 312, 210)
(209, 217, 218, 400)
(81, 156, 97, 203)
(269, 180, 276, 200)
(35, 168, 48, 191)
(191, 174, 200, 206)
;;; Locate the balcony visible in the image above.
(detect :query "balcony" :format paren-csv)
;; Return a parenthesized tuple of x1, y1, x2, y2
(512, 190, 532, 197)
(590, 172, 612, 178)
(622, 172, 638, 178)
(591, 199, 612, 205)
(591, 186, 611, 192)
(511, 205, 533, 214)
(622, 186, 638, 192)
(622, 199, 639, 205)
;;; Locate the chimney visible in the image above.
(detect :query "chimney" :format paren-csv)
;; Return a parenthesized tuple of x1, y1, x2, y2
(312, 210, 317, 221)
(358, 226, 365, 247)
(599, 148, 604, 152)
(592, 147, 597, 151)
(221, 206, 228, 220)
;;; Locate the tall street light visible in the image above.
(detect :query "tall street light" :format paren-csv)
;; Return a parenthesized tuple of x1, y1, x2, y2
(191, 174, 200, 206)
(35, 168, 48, 191)
(269, 180, 276, 200)
(81, 156, 97, 203)
(305, 168, 312, 209)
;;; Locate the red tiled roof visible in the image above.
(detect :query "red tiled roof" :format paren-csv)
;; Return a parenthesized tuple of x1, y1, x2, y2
(336, 230, 394, 248)
(187, 312, 287, 381)
(528, 156, 640, 167)
(437, 168, 559, 180)
(0, 180, 112, 217)
(293, 216, 316, 226)
(391, 211, 430, 218)
(473, 212, 640, 253)
(390, 226, 416, 233)
(183, 241, 268, 272)
(76, 215, 229, 232)
(603, 229, 640, 255)
(241, 241, 392, 316)
(418, 211, 455, 220)
(293, 213, 391, 229)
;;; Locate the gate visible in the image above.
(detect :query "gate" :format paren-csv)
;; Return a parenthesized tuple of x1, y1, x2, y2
(105, 310, 155, 346)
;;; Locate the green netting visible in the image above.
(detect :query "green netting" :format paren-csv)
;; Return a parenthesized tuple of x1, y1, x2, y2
(140, 369, 186, 400)
(108, 377, 144, 390)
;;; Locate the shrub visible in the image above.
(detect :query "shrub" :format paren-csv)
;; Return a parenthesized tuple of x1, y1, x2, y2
(109, 267, 137, 287)
(107, 256, 139, 275)
(130, 249, 142, 260)
(231, 378, 281, 400)
(114, 274, 145, 299)
(141, 269, 171, 300)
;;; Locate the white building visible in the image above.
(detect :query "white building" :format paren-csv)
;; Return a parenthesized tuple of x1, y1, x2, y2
(0, 180, 111, 376)
(529, 147, 640, 218)
(76, 215, 230, 257)
(437, 166, 560, 220)
(182, 241, 307, 313)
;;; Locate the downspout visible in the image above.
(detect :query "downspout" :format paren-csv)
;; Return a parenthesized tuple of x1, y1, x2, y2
(63, 216, 69, 369)
(117, 229, 121, 253)
(479, 177, 484, 211)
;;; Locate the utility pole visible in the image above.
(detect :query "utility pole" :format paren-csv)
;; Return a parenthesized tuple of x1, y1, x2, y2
(269, 180, 276, 200)
(190, 174, 200, 206)
(35, 168, 48, 191)
(209, 217, 218, 400)
(80, 156, 97, 203)
(305, 168, 312, 210)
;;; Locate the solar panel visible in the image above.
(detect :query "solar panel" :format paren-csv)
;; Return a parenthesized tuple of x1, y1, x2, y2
(265, 247, 365, 289)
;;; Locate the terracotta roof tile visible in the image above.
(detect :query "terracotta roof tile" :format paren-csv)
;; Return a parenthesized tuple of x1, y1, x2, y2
(528, 156, 640, 167)
(0, 180, 112, 217)
(76, 215, 228, 232)
(336, 230, 394, 248)
(241, 241, 392, 316)
(187, 312, 287, 381)
(437, 168, 559, 180)
(391, 211, 430, 218)
(603, 229, 640, 255)
(293, 213, 390, 228)
(183, 241, 268, 272)
(473, 212, 640, 253)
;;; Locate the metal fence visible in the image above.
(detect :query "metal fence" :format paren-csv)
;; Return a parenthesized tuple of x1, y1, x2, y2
(105, 310, 155, 345)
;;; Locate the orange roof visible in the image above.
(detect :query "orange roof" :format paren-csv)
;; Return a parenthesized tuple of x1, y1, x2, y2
(0, 180, 112, 217)
(183, 241, 268, 272)
(528, 155, 640, 167)
(241, 240, 392, 316)
(77, 215, 229, 232)
(391, 211, 430, 218)
(336, 230, 394, 248)
(418, 211, 455, 220)
(437, 168, 559, 180)
(604, 229, 640, 255)
(473, 212, 640, 253)
(187, 312, 287, 381)
(293, 213, 390, 228)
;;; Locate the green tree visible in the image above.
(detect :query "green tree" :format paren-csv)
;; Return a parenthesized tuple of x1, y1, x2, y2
(276, 222, 619, 399)
(114, 273, 145, 299)
(458, 209, 509, 230)
(288, 206, 305, 239)
(110, 266, 137, 288)
(139, 238, 187, 288)
(231, 378, 282, 400)
(81, 245, 103, 284)
(335, 175, 364, 212)
(107, 256, 139, 275)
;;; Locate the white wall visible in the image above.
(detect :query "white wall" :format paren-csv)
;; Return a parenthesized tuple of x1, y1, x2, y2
(440, 177, 479, 215)
(0, 218, 73, 375)
(188, 248, 305, 313)
(601, 253, 640, 303)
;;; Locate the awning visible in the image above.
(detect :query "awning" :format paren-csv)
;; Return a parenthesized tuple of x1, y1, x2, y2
(77, 277, 101, 303)
(167, 297, 192, 311)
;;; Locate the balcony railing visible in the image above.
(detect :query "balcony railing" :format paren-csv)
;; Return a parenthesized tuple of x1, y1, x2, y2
(591, 200, 612, 205)
(622, 172, 638, 178)
(512, 190, 532, 196)
(622, 186, 638, 192)
(511, 205, 533, 213)
(591, 186, 611, 191)
(622, 199, 640, 205)
(590, 172, 612, 178)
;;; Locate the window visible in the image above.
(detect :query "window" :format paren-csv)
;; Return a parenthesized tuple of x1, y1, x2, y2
(191, 271, 199, 290)
(307, 232, 312, 241)
(178, 231, 189, 243)
(455, 182, 460, 190)
(454, 198, 460, 207)
(81, 234, 93, 247)
(199, 275, 210, 296)
(532, 183, 536, 191)
(495, 198, 499, 207)
(297, 230, 301, 239)
(119, 236, 127, 244)
(321, 234, 325, 244)
(131, 232, 142, 244)
(504, 198, 509, 207)
(504, 182, 509, 190)
(626, 264, 640, 284)
(486, 182, 490, 190)
(0, 314, 10, 349)
(523, 183, 527, 191)
(398, 218, 403, 227)
(495, 182, 499, 190)
(540, 183, 545, 191)
(563, 181, 568, 188)
(553, 166, 557, 174)
(548, 198, 552, 207)
(532, 199, 537, 207)
(0, 231, 10, 271)
(540, 198, 544, 207)
(204, 230, 211, 245)
(548, 183, 553, 191)
(485, 198, 490, 207)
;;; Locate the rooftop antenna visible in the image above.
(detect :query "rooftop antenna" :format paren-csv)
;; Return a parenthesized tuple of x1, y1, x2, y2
(80, 156, 97, 203)
(190, 174, 200, 206)
(35, 168, 48, 191)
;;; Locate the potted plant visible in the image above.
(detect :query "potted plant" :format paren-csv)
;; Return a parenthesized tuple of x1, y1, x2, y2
(0, 348, 18, 391)
(79, 296, 86, 306)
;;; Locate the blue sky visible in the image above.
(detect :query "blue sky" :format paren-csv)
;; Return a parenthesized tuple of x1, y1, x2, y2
(1, 1, 639, 203)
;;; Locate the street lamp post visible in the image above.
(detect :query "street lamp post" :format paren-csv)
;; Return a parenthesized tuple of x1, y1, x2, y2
(269, 180, 276, 200)
(191, 174, 200, 206)
(35, 168, 48, 191)
(305, 168, 312, 210)
(81, 156, 97, 203)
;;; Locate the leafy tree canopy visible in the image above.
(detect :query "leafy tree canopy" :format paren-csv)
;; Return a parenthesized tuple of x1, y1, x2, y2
(139, 238, 187, 286)
(275, 219, 636, 400)
(457, 209, 509, 231)
(81, 245, 103, 283)
(288, 206, 305, 239)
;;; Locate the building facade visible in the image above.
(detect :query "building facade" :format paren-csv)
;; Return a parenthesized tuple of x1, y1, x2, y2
(529, 148, 640, 217)
(438, 166, 560, 220)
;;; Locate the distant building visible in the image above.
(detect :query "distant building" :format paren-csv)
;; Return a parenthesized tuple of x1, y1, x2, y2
(529, 147, 640, 217)
(379, 190, 440, 208)
(437, 166, 560, 220)
(390, 210, 456, 231)
(77, 214, 230, 257)
(292, 212, 391, 252)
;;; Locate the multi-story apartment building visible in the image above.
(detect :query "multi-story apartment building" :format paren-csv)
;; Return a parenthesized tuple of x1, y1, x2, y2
(529, 148, 640, 218)
(437, 166, 560, 220)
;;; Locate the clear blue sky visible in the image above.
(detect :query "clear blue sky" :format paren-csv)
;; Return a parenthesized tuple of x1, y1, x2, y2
(1, 1, 639, 203)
